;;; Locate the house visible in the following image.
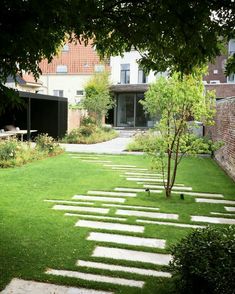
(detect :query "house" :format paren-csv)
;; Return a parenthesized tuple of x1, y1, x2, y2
(109, 50, 167, 128)
(5, 73, 43, 93)
(39, 42, 109, 104)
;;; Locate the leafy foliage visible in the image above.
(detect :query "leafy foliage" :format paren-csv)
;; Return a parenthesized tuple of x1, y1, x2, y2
(82, 72, 114, 125)
(142, 70, 217, 197)
(35, 133, 64, 155)
(170, 226, 235, 294)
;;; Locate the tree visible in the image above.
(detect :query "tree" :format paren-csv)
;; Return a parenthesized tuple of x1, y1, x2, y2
(83, 71, 114, 125)
(141, 70, 215, 198)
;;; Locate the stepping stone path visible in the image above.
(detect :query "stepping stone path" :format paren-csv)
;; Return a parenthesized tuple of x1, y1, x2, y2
(92, 246, 172, 266)
(6, 154, 229, 293)
(225, 206, 235, 212)
(65, 213, 127, 221)
(87, 191, 137, 197)
(53, 204, 109, 214)
(195, 198, 235, 205)
(76, 260, 172, 278)
(210, 212, 235, 216)
(46, 269, 144, 288)
(116, 209, 179, 220)
(87, 232, 166, 248)
(75, 219, 144, 233)
(191, 215, 235, 225)
(73, 195, 126, 203)
(2, 278, 114, 294)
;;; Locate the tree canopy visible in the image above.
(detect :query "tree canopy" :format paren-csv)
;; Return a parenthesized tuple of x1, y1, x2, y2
(0, 0, 234, 84)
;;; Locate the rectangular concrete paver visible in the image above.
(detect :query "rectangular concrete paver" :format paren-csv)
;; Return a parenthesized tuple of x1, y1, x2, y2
(76, 260, 171, 278)
(87, 232, 166, 248)
(75, 220, 144, 233)
(172, 191, 224, 198)
(65, 213, 127, 221)
(73, 195, 125, 203)
(210, 212, 235, 216)
(87, 191, 136, 197)
(116, 209, 179, 220)
(124, 172, 163, 176)
(144, 185, 192, 191)
(102, 203, 160, 211)
(2, 278, 114, 294)
(191, 215, 235, 224)
(195, 198, 235, 205)
(46, 269, 144, 288)
(136, 219, 205, 229)
(111, 167, 148, 171)
(53, 205, 109, 214)
(225, 206, 235, 212)
(44, 199, 94, 205)
(114, 187, 162, 194)
(92, 246, 172, 266)
(81, 160, 112, 163)
(104, 165, 137, 167)
(127, 177, 164, 182)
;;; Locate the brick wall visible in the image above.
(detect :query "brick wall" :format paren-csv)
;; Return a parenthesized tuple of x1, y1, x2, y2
(68, 109, 82, 132)
(206, 97, 235, 181)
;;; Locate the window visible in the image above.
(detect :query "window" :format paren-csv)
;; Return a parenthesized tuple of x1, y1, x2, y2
(213, 69, 218, 74)
(228, 74, 235, 83)
(76, 90, 84, 96)
(56, 65, 67, 73)
(62, 44, 69, 52)
(53, 90, 64, 97)
(94, 64, 105, 72)
(120, 64, 130, 84)
(228, 39, 235, 55)
(209, 80, 220, 84)
(138, 68, 147, 83)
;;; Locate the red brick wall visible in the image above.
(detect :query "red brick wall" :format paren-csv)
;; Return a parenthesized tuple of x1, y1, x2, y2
(206, 97, 235, 181)
(68, 109, 82, 132)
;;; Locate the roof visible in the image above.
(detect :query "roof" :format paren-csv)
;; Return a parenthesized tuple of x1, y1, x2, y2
(205, 84, 235, 98)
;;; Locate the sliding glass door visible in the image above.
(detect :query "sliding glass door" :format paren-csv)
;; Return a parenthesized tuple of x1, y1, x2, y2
(116, 93, 148, 127)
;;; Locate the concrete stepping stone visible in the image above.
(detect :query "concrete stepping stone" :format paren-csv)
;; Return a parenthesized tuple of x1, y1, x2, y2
(73, 195, 125, 203)
(44, 199, 94, 205)
(2, 278, 114, 294)
(116, 209, 179, 220)
(102, 204, 160, 211)
(82, 160, 112, 163)
(70, 156, 100, 159)
(172, 191, 224, 198)
(75, 220, 144, 233)
(92, 246, 172, 266)
(87, 232, 166, 248)
(144, 185, 192, 191)
(127, 177, 164, 182)
(76, 260, 172, 278)
(191, 215, 235, 224)
(111, 167, 148, 171)
(195, 198, 235, 205)
(136, 219, 205, 229)
(210, 212, 235, 216)
(65, 213, 127, 221)
(46, 269, 144, 288)
(87, 191, 137, 197)
(114, 187, 162, 194)
(53, 205, 109, 214)
(225, 206, 235, 212)
(104, 164, 137, 167)
(124, 172, 163, 176)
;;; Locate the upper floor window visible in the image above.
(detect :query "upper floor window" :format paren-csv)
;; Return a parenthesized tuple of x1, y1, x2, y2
(62, 44, 69, 52)
(228, 73, 235, 83)
(76, 90, 84, 96)
(56, 65, 67, 73)
(228, 39, 235, 55)
(53, 90, 64, 97)
(120, 64, 130, 84)
(138, 68, 147, 83)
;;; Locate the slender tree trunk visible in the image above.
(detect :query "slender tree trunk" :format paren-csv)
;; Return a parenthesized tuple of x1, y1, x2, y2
(165, 151, 172, 198)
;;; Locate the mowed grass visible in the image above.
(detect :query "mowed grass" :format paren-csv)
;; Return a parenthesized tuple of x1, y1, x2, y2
(0, 153, 234, 293)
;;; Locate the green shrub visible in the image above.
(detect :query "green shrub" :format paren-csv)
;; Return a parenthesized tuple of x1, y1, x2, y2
(170, 226, 235, 294)
(127, 131, 159, 151)
(35, 133, 63, 155)
(0, 138, 19, 160)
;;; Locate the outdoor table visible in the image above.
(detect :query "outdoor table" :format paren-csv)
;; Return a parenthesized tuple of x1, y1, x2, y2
(7, 130, 37, 141)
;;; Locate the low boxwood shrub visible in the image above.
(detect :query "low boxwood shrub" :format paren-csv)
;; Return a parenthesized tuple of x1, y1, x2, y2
(170, 226, 235, 294)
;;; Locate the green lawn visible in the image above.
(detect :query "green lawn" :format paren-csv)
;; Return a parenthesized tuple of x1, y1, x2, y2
(0, 153, 234, 293)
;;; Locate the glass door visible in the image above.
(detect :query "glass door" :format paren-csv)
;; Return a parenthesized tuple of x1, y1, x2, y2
(117, 94, 135, 127)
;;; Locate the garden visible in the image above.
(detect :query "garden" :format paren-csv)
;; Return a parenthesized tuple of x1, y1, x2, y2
(0, 152, 234, 293)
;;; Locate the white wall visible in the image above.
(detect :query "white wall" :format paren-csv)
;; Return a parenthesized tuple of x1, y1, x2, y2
(39, 74, 92, 103)
(110, 51, 166, 85)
